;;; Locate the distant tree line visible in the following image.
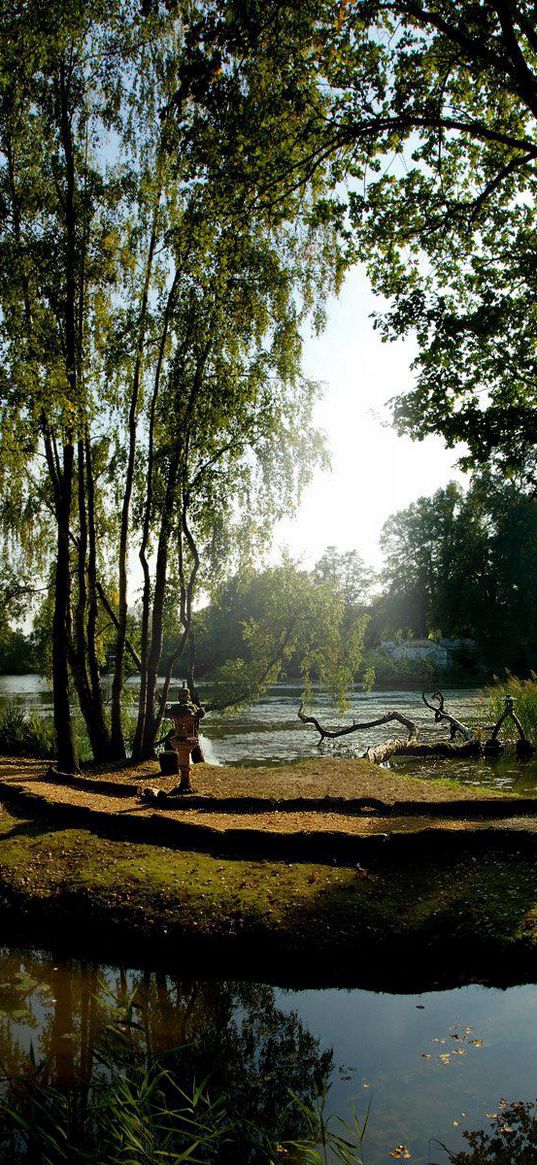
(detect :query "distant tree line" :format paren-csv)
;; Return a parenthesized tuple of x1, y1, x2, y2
(370, 478, 537, 676)
(5, 474, 537, 688)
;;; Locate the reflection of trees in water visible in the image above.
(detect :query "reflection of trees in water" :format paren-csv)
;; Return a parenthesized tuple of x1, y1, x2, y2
(0, 954, 333, 1162)
(149, 978, 333, 1159)
(445, 1100, 537, 1165)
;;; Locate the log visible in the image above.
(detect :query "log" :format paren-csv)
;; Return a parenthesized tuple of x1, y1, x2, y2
(363, 738, 416, 765)
(364, 738, 482, 765)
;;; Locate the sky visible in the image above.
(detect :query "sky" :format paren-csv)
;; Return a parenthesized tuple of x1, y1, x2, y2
(272, 264, 466, 572)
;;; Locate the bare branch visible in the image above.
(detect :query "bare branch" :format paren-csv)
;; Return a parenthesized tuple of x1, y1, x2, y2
(298, 704, 418, 743)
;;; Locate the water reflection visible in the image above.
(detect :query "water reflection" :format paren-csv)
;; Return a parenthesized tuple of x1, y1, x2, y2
(3, 949, 537, 1163)
(0, 949, 331, 1163)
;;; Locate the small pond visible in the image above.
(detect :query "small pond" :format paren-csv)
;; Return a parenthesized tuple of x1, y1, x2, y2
(1, 946, 537, 1163)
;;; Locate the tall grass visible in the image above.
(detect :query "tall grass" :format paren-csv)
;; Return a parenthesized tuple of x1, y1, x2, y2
(0, 995, 367, 1165)
(484, 673, 537, 741)
(0, 702, 55, 759)
(0, 697, 140, 764)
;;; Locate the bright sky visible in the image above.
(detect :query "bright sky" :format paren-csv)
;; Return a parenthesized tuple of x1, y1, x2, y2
(272, 265, 467, 571)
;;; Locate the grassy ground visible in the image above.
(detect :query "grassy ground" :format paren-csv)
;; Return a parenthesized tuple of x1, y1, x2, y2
(2, 799, 537, 988)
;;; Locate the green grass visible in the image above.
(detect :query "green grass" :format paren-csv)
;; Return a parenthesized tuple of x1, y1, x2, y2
(1, 805, 537, 964)
(484, 673, 537, 741)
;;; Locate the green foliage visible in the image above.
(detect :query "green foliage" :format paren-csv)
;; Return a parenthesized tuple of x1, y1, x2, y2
(485, 674, 537, 743)
(0, 0, 344, 764)
(0, 1001, 228, 1164)
(0, 701, 55, 758)
(187, 557, 367, 710)
(283, 1088, 368, 1165)
(0, 628, 36, 674)
(447, 1099, 537, 1165)
(306, 1, 537, 485)
(370, 477, 537, 673)
(0, 985, 362, 1165)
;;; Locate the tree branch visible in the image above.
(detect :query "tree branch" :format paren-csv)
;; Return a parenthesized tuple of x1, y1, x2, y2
(298, 704, 418, 743)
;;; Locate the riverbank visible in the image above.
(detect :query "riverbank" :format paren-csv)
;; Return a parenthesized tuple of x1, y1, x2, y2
(3, 759, 537, 988)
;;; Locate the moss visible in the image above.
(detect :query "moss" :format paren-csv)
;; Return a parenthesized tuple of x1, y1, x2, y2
(2, 803, 537, 984)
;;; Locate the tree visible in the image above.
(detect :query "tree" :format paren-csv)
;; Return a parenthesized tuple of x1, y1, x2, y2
(301, 1, 537, 485)
(378, 483, 490, 640)
(374, 478, 537, 671)
(179, 558, 367, 712)
(313, 546, 375, 608)
(0, 1, 343, 771)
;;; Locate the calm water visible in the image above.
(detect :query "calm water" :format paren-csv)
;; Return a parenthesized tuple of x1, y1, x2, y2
(1, 946, 537, 1163)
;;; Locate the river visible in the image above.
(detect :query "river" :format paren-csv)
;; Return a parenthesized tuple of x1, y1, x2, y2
(1, 677, 537, 1161)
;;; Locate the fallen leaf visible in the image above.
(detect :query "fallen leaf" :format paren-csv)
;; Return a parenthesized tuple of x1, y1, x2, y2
(421, 1053, 432, 1060)
(452, 1121, 460, 1127)
(452, 1049, 466, 1056)
(390, 1146, 412, 1160)
(470, 1039, 484, 1047)
(485, 1113, 498, 1119)
(499, 1126, 514, 1134)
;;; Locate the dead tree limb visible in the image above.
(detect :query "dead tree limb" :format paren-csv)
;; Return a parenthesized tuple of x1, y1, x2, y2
(422, 691, 474, 741)
(364, 738, 415, 765)
(298, 704, 418, 744)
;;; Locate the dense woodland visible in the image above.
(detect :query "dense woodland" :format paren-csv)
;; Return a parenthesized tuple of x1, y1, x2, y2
(2, 0, 537, 768)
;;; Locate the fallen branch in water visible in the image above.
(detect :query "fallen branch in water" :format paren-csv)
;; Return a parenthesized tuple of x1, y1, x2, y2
(365, 738, 482, 765)
(298, 704, 418, 744)
(422, 691, 474, 741)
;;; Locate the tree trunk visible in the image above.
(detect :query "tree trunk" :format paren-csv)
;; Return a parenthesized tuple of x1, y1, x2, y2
(52, 451, 79, 775)
(136, 458, 180, 759)
(110, 212, 159, 760)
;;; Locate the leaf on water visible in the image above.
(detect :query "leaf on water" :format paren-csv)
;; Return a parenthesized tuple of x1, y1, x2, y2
(485, 1113, 498, 1119)
(439, 1054, 451, 1063)
(390, 1146, 412, 1160)
(470, 1039, 484, 1047)
(499, 1126, 514, 1134)
(421, 1053, 432, 1059)
(452, 1049, 466, 1056)
(452, 1121, 460, 1127)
